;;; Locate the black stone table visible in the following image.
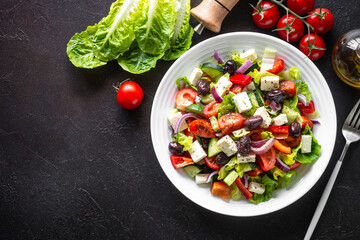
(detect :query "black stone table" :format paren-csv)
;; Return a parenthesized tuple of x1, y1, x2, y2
(1, 0, 360, 239)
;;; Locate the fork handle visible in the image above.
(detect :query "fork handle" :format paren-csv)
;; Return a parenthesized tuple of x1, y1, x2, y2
(304, 141, 350, 240)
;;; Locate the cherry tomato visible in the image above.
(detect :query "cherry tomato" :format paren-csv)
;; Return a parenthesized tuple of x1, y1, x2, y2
(175, 88, 198, 111)
(230, 74, 252, 85)
(289, 160, 302, 170)
(258, 147, 276, 171)
(276, 14, 304, 42)
(301, 116, 314, 130)
(183, 129, 196, 140)
(211, 182, 231, 201)
(170, 155, 194, 169)
(116, 81, 143, 110)
(287, 0, 315, 15)
(266, 125, 289, 134)
(280, 80, 296, 97)
(252, 1, 279, 29)
(306, 8, 334, 34)
(285, 135, 302, 148)
(298, 100, 315, 115)
(218, 113, 246, 135)
(299, 33, 326, 60)
(267, 59, 285, 75)
(205, 156, 222, 170)
(204, 101, 220, 119)
(230, 84, 243, 94)
(246, 167, 263, 177)
(189, 119, 216, 138)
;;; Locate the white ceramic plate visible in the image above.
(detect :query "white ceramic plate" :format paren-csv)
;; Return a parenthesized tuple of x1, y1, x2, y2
(150, 32, 336, 216)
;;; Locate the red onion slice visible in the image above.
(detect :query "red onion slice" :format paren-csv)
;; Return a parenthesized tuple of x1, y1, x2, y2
(275, 156, 290, 173)
(244, 174, 249, 188)
(174, 113, 201, 133)
(236, 60, 252, 74)
(297, 93, 309, 106)
(270, 100, 282, 112)
(213, 51, 224, 64)
(206, 170, 219, 183)
(251, 138, 270, 148)
(251, 138, 275, 155)
(211, 86, 223, 103)
(311, 120, 320, 124)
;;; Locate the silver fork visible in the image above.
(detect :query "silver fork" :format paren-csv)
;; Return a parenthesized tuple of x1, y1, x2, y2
(304, 98, 360, 240)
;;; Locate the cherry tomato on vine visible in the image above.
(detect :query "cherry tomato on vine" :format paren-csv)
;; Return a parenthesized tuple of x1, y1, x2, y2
(299, 33, 326, 60)
(276, 14, 304, 42)
(306, 8, 334, 34)
(252, 1, 279, 29)
(116, 81, 143, 110)
(287, 0, 315, 15)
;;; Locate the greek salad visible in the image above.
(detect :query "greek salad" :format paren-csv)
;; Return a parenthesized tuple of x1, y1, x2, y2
(167, 48, 321, 203)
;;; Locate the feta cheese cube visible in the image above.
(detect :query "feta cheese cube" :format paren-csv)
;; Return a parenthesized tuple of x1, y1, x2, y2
(232, 128, 250, 138)
(301, 135, 312, 153)
(240, 49, 258, 62)
(217, 135, 237, 157)
(215, 76, 233, 97)
(243, 81, 256, 92)
(260, 58, 275, 75)
(260, 76, 280, 91)
(167, 111, 188, 132)
(248, 181, 265, 194)
(233, 92, 252, 113)
(272, 113, 288, 126)
(254, 106, 272, 128)
(189, 140, 207, 163)
(195, 174, 210, 184)
(188, 67, 203, 86)
(237, 154, 256, 163)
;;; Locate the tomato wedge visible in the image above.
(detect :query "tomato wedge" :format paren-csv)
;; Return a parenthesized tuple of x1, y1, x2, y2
(189, 119, 216, 138)
(204, 100, 220, 118)
(267, 59, 284, 75)
(205, 156, 222, 170)
(234, 177, 253, 200)
(170, 155, 194, 169)
(230, 84, 243, 94)
(257, 147, 276, 171)
(301, 116, 314, 130)
(289, 160, 302, 170)
(230, 74, 252, 85)
(273, 140, 291, 154)
(280, 80, 296, 97)
(266, 125, 289, 134)
(218, 113, 246, 135)
(246, 167, 263, 177)
(211, 182, 231, 201)
(175, 88, 198, 111)
(298, 100, 315, 115)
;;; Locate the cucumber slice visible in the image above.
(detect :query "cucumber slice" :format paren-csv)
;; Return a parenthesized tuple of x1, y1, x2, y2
(184, 165, 202, 178)
(254, 88, 265, 107)
(201, 62, 224, 79)
(223, 170, 239, 186)
(247, 91, 259, 108)
(200, 94, 214, 104)
(243, 62, 260, 74)
(208, 138, 222, 157)
(209, 115, 220, 132)
(185, 104, 204, 116)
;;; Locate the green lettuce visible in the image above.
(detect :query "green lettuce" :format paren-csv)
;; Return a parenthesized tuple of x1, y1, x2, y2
(162, 0, 193, 61)
(283, 95, 298, 110)
(172, 132, 193, 151)
(230, 183, 242, 201)
(217, 94, 236, 117)
(66, 24, 107, 69)
(279, 170, 297, 188)
(248, 69, 261, 85)
(175, 76, 197, 90)
(296, 125, 321, 163)
(289, 68, 301, 80)
(250, 175, 279, 203)
(295, 80, 312, 102)
(218, 157, 237, 180)
(271, 167, 286, 180)
(231, 53, 246, 66)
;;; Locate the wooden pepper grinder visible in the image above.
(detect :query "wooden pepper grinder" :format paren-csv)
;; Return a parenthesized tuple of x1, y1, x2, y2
(191, 0, 240, 34)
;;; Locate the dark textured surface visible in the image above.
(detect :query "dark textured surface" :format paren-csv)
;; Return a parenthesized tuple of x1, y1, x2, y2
(1, 0, 360, 239)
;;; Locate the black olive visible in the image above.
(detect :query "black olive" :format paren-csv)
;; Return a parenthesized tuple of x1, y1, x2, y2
(215, 152, 230, 165)
(200, 137, 210, 149)
(168, 142, 184, 156)
(243, 116, 263, 130)
(237, 135, 251, 156)
(289, 122, 301, 138)
(266, 89, 287, 104)
(223, 60, 237, 75)
(196, 78, 210, 96)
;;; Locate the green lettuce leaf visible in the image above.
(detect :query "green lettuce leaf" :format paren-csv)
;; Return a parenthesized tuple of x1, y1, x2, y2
(218, 157, 237, 180)
(231, 53, 246, 66)
(230, 183, 242, 201)
(162, 0, 193, 61)
(250, 175, 279, 203)
(295, 80, 312, 102)
(66, 24, 107, 69)
(283, 95, 298, 110)
(175, 76, 197, 90)
(135, 0, 177, 55)
(248, 69, 261, 85)
(172, 132, 193, 151)
(289, 68, 301, 80)
(92, 0, 144, 61)
(217, 94, 236, 117)
(279, 170, 297, 188)
(271, 167, 286, 180)
(117, 41, 163, 74)
(296, 125, 321, 163)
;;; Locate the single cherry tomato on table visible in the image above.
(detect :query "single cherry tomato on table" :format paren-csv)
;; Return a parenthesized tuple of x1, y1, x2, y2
(218, 113, 246, 135)
(298, 100, 316, 115)
(257, 147, 276, 171)
(276, 14, 304, 42)
(204, 100, 220, 118)
(252, 1, 279, 29)
(116, 81, 143, 110)
(280, 80, 296, 97)
(306, 8, 334, 34)
(299, 33, 326, 60)
(175, 88, 198, 111)
(287, 0, 315, 15)
(189, 119, 216, 138)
